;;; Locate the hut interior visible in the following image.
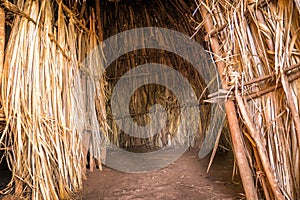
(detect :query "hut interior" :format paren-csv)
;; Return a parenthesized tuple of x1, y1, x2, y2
(0, 0, 300, 199)
(102, 0, 211, 151)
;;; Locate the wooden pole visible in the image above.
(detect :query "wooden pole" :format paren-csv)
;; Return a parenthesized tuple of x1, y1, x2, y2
(94, 0, 106, 171)
(199, 5, 258, 200)
(95, 0, 103, 41)
(236, 90, 284, 199)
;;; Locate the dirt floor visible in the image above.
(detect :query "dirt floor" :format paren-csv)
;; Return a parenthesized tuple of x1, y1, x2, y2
(82, 150, 244, 200)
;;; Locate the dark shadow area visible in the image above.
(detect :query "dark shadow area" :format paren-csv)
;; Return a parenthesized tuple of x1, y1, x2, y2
(0, 151, 12, 191)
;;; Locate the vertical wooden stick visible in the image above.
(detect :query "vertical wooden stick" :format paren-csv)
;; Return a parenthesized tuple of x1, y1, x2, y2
(235, 91, 284, 199)
(199, 5, 258, 200)
(95, 0, 105, 171)
(95, 0, 103, 41)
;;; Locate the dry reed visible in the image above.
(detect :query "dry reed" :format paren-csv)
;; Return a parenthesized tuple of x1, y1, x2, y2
(102, 0, 211, 149)
(0, 0, 107, 199)
(196, 0, 300, 199)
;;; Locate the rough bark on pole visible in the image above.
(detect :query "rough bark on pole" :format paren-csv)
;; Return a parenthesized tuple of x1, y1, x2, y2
(199, 5, 258, 200)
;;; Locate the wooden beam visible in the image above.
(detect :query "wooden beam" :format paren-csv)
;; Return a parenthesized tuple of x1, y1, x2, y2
(199, 5, 258, 200)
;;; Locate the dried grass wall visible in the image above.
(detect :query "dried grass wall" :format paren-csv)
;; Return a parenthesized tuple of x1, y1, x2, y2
(196, 0, 300, 199)
(101, 0, 211, 149)
(0, 0, 106, 199)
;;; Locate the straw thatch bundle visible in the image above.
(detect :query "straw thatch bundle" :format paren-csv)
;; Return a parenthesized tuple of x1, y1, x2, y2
(196, 0, 300, 199)
(0, 0, 107, 199)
